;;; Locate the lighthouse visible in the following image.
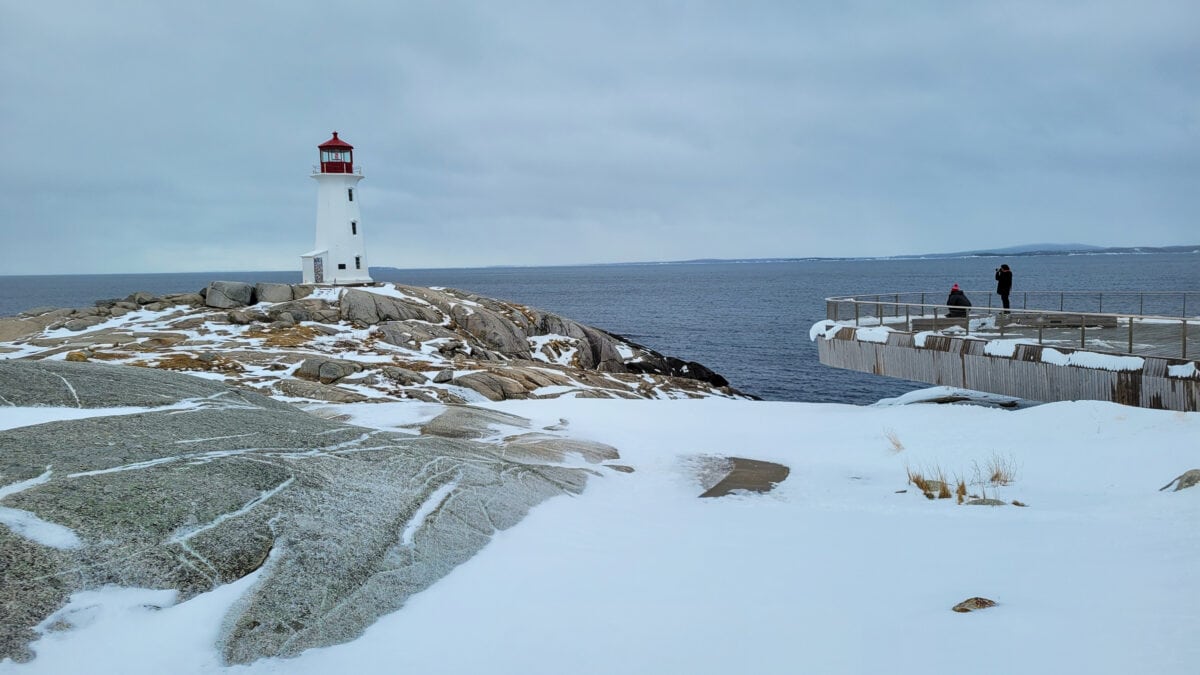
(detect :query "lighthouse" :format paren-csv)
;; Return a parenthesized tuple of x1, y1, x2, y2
(301, 131, 373, 285)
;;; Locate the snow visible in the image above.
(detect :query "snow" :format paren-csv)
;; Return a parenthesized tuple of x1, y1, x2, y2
(982, 338, 1038, 357)
(0, 469, 83, 550)
(2, 396, 1197, 674)
(852, 326, 892, 343)
(1041, 348, 1145, 371)
(1168, 362, 1198, 379)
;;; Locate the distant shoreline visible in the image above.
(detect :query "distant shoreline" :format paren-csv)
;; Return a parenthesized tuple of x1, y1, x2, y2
(0, 246, 1196, 279)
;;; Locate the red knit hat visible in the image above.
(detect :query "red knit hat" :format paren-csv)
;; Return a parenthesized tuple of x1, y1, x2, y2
(951, 284, 960, 290)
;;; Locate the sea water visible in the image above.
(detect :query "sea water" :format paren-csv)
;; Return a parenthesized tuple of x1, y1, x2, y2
(1, 253, 1196, 404)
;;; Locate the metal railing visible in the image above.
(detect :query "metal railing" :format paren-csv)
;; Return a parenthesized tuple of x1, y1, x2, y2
(825, 290, 1200, 360)
(311, 164, 364, 175)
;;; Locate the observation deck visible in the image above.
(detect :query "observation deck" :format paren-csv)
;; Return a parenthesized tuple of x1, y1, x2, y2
(815, 290, 1199, 411)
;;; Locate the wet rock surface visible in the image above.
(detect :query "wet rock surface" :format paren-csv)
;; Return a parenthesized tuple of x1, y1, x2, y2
(0, 361, 618, 664)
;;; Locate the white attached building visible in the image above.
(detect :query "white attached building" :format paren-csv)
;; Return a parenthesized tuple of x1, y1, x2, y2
(301, 131, 372, 285)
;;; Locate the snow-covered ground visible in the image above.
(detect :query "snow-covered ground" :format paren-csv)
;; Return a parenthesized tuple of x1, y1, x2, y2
(3, 394, 1197, 674)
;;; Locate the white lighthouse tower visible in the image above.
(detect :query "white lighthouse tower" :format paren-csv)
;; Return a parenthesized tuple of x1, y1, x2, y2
(301, 131, 372, 285)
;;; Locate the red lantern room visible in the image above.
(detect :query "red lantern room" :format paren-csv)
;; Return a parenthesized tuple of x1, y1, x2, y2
(318, 131, 354, 173)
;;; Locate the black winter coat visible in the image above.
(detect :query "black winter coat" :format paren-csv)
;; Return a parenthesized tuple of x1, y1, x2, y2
(946, 289, 971, 317)
(995, 268, 1013, 295)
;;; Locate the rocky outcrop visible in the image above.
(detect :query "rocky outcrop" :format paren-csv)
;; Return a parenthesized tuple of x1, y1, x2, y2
(952, 597, 997, 612)
(340, 288, 441, 325)
(255, 282, 294, 303)
(452, 371, 528, 401)
(278, 378, 369, 403)
(449, 304, 531, 357)
(295, 356, 364, 384)
(0, 282, 744, 402)
(205, 281, 255, 308)
(0, 361, 623, 665)
(265, 298, 338, 323)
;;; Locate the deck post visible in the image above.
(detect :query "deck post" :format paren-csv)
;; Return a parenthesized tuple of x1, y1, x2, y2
(1184, 320, 1189, 359)
(1128, 317, 1134, 354)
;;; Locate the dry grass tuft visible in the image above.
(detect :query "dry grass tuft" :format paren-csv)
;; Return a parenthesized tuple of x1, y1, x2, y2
(907, 465, 951, 499)
(884, 428, 905, 453)
(133, 353, 242, 373)
(975, 453, 1019, 486)
(937, 479, 952, 500)
(906, 467, 931, 493)
(244, 325, 326, 348)
(955, 478, 967, 504)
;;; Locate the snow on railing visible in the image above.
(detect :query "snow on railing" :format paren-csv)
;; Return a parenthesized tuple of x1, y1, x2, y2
(824, 290, 1199, 360)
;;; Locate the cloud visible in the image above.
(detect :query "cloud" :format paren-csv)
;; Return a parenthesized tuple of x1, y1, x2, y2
(1, 0, 1197, 274)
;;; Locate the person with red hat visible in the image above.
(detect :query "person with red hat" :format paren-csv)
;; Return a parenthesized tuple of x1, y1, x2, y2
(946, 284, 972, 318)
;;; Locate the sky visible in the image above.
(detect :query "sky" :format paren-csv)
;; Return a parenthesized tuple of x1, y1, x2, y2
(1, 0, 1198, 275)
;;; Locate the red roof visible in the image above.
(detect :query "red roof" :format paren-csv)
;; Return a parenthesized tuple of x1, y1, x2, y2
(318, 131, 354, 150)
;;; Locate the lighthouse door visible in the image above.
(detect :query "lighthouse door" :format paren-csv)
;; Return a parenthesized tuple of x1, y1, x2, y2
(314, 257, 324, 284)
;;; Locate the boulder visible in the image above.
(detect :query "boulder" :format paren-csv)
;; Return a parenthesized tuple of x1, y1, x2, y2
(578, 325, 627, 371)
(295, 357, 364, 384)
(266, 299, 332, 323)
(124, 291, 160, 305)
(450, 304, 530, 357)
(340, 288, 442, 325)
(666, 356, 730, 387)
(63, 316, 107, 331)
(228, 309, 269, 325)
(433, 369, 455, 383)
(205, 281, 255, 308)
(377, 320, 460, 347)
(254, 282, 295, 303)
(952, 597, 997, 612)
(381, 366, 428, 386)
(163, 292, 206, 306)
(452, 371, 528, 401)
(278, 378, 369, 403)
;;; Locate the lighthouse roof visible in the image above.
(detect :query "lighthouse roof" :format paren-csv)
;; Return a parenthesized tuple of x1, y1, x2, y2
(318, 131, 354, 150)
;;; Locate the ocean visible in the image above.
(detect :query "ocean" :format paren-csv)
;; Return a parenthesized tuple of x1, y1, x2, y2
(1, 253, 1196, 404)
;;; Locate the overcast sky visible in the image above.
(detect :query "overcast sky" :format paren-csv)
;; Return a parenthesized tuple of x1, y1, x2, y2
(2, 1, 1197, 275)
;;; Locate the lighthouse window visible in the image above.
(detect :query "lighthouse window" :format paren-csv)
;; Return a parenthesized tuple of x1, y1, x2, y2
(347, 188, 354, 202)
(337, 263, 347, 270)
(355, 256, 362, 270)
(351, 221, 357, 235)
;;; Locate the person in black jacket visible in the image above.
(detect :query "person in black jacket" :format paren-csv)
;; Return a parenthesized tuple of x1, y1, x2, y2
(995, 264, 1013, 311)
(946, 284, 971, 317)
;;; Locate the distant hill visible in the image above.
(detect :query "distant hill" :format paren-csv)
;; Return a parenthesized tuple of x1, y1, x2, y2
(918, 243, 1198, 259)
(370, 243, 1198, 273)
